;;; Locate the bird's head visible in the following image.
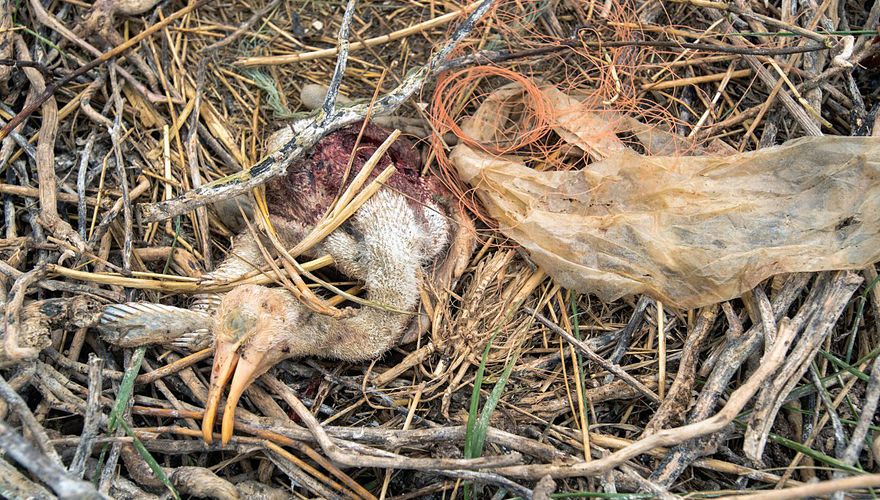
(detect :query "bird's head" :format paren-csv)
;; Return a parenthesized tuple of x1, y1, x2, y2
(201, 284, 302, 444)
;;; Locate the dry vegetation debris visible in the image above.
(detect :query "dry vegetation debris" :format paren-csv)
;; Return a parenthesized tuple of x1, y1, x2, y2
(0, 0, 879, 498)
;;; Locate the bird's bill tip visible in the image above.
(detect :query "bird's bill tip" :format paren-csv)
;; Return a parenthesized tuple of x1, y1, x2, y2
(201, 339, 274, 445)
(201, 340, 240, 444)
(220, 353, 266, 444)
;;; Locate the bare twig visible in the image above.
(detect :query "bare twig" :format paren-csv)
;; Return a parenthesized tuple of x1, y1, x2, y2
(69, 354, 104, 479)
(643, 304, 719, 435)
(0, 373, 60, 463)
(322, 0, 357, 118)
(524, 306, 662, 404)
(15, 36, 86, 253)
(0, 419, 108, 499)
(832, 357, 880, 481)
(3, 264, 46, 362)
(0, 0, 211, 141)
(495, 273, 861, 481)
(716, 474, 880, 500)
(138, 0, 497, 223)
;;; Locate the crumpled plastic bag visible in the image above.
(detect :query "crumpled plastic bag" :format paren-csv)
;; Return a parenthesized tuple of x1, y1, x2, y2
(450, 85, 880, 309)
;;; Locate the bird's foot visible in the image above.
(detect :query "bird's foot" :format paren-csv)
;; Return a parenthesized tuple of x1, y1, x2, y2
(98, 303, 212, 349)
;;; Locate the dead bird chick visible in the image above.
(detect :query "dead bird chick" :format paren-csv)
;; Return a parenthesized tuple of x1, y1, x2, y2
(202, 123, 468, 443)
(98, 123, 474, 443)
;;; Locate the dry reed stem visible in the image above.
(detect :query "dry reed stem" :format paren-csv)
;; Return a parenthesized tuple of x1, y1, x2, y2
(0, 0, 876, 496)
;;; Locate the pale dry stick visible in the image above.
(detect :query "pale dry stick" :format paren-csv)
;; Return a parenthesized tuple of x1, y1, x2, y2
(603, 295, 652, 385)
(0, 364, 34, 422)
(208, 0, 282, 52)
(141, 358, 200, 431)
(808, 364, 846, 459)
(689, 63, 737, 137)
(139, 0, 497, 223)
(261, 382, 376, 499)
(142, 409, 790, 487)
(774, 363, 830, 486)
(46, 254, 334, 293)
(3, 264, 46, 361)
(0, 0, 11, 84)
(0, 373, 61, 463)
(523, 307, 661, 404)
(87, 175, 150, 250)
(0, 263, 122, 303)
(162, 125, 173, 235)
(763, 57, 832, 128)
(68, 355, 103, 479)
(831, 357, 880, 482)
(15, 37, 85, 253)
(258, 375, 524, 471)
(430, 469, 534, 499)
(864, 265, 880, 347)
(496, 277, 861, 480)
(322, 0, 357, 118)
(0, 419, 107, 499)
(657, 301, 666, 400)
(650, 274, 827, 487)
(76, 132, 99, 240)
(751, 286, 777, 354)
(668, 0, 831, 45)
(643, 304, 719, 435)
(0, 456, 55, 499)
(263, 442, 359, 500)
(641, 69, 751, 91)
(618, 463, 675, 500)
(372, 342, 435, 387)
(572, 429, 799, 487)
(0, 0, 205, 139)
(184, 78, 211, 270)
(135, 349, 213, 385)
(569, 340, 591, 463)
(716, 474, 880, 500)
(78, 68, 113, 129)
(379, 384, 423, 500)
(45, 346, 208, 387)
(736, 46, 811, 150)
(236, 2, 481, 67)
(701, 9, 824, 136)
(108, 65, 132, 272)
(648, 18, 725, 83)
(744, 274, 858, 461)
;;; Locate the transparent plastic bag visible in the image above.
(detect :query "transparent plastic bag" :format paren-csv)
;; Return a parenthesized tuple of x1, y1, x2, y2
(451, 86, 880, 309)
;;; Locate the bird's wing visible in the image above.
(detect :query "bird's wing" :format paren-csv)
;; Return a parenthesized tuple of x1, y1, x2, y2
(98, 303, 212, 348)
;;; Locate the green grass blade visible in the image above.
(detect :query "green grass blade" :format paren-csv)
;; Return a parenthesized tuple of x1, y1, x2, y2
(819, 350, 870, 382)
(118, 419, 180, 500)
(472, 348, 520, 457)
(463, 331, 498, 500)
(767, 432, 864, 474)
(464, 331, 497, 460)
(108, 346, 147, 432)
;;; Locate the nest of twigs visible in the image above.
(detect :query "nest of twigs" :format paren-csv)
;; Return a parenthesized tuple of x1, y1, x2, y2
(1, 0, 879, 498)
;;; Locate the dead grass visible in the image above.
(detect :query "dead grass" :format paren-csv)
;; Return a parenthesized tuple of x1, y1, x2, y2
(0, 0, 879, 498)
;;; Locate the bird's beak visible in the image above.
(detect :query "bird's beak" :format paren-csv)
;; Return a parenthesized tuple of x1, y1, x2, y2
(201, 336, 274, 445)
